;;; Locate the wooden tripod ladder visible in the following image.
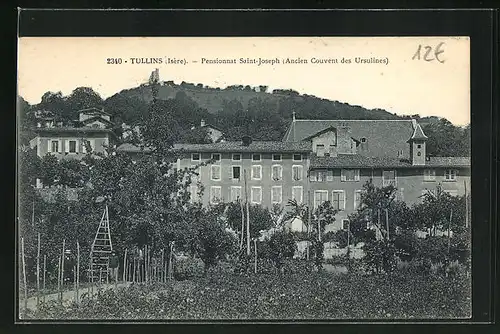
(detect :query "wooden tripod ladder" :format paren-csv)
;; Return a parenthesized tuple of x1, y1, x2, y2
(90, 205, 113, 283)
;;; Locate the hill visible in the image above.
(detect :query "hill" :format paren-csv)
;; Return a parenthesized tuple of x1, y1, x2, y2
(117, 81, 401, 120)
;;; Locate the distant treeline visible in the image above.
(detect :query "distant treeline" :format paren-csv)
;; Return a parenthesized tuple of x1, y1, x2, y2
(18, 84, 470, 157)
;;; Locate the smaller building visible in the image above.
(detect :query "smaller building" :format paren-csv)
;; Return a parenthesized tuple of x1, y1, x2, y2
(30, 107, 115, 160)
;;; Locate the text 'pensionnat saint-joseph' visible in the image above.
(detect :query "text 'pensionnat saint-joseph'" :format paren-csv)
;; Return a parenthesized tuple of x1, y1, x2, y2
(123, 56, 389, 66)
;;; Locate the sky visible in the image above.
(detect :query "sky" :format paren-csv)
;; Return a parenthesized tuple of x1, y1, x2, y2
(18, 37, 470, 125)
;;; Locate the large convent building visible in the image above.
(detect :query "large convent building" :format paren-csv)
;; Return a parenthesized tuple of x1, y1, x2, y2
(124, 116, 469, 232)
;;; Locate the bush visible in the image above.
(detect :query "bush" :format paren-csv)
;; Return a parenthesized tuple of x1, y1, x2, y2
(173, 256, 204, 280)
(267, 231, 297, 270)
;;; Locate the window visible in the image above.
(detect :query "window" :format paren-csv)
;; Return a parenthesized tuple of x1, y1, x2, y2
(231, 166, 241, 180)
(272, 165, 282, 181)
(316, 144, 326, 157)
(444, 169, 457, 181)
(230, 186, 242, 202)
(417, 152, 421, 156)
(50, 140, 59, 153)
(342, 219, 350, 230)
(212, 153, 221, 162)
(424, 169, 436, 181)
(211, 165, 221, 181)
(360, 137, 367, 143)
(341, 169, 360, 182)
(292, 186, 303, 204)
(272, 154, 282, 161)
(331, 191, 346, 211)
(309, 170, 317, 182)
(382, 170, 397, 186)
(293, 154, 302, 162)
(397, 149, 404, 157)
(271, 186, 282, 204)
(326, 170, 334, 181)
(316, 170, 327, 182)
(443, 189, 458, 196)
(314, 190, 328, 209)
(232, 153, 241, 161)
(68, 140, 77, 153)
(417, 144, 422, 149)
(252, 154, 261, 162)
(292, 165, 303, 181)
(251, 186, 262, 204)
(191, 153, 200, 161)
(354, 190, 362, 210)
(210, 186, 222, 204)
(251, 165, 262, 180)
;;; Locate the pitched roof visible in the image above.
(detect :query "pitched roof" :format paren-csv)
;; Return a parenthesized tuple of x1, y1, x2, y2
(310, 155, 470, 169)
(78, 107, 111, 117)
(34, 126, 114, 134)
(173, 141, 312, 153)
(80, 115, 114, 126)
(117, 143, 151, 153)
(283, 119, 417, 158)
(425, 157, 470, 167)
(408, 122, 428, 141)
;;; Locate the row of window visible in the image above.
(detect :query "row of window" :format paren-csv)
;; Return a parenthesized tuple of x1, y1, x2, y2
(47, 139, 95, 154)
(203, 186, 460, 207)
(204, 185, 305, 205)
(192, 153, 304, 162)
(310, 169, 459, 183)
(208, 165, 304, 182)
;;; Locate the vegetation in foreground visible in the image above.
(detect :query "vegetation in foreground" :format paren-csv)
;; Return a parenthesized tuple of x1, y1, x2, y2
(23, 263, 470, 320)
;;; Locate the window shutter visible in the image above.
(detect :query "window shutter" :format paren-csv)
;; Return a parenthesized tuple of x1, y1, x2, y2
(341, 170, 346, 181)
(64, 140, 69, 153)
(58, 140, 62, 153)
(47, 140, 51, 153)
(75, 140, 79, 153)
(355, 169, 360, 181)
(81, 140, 87, 153)
(340, 192, 345, 210)
(327, 170, 333, 181)
(332, 192, 339, 209)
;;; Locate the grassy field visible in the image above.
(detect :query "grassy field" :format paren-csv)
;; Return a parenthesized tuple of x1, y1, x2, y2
(22, 268, 471, 320)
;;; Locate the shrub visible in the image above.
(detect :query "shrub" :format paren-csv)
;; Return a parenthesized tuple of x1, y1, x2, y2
(267, 231, 297, 270)
(173, 256, 204, 280)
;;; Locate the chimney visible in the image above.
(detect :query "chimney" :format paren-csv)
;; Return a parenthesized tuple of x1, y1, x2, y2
(200, 119, 206, 127)
(242, 135, 252, 146)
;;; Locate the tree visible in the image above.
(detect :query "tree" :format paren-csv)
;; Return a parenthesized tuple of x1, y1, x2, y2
(67, 87, 104, 112)
(225, 203, 273, 240)
(193, 207, 238, 273)
(267, 231, 297, 271)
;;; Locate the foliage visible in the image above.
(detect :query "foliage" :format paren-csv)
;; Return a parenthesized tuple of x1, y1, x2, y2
(225, 202, 274, 241)
(265, 231, 297, 270)
(422, 119, 470, 157)
(192, 208, 238, 272)
(24, 270, 471, 320)
(173, 257, 205, 281)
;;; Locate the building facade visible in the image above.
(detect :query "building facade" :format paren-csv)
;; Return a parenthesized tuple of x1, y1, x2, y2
(30, 107, 115, 160)
(117, 117, 471, 233)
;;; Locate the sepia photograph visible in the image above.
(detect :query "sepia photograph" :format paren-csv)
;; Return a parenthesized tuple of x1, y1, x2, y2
(17, 36, 471, 321)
